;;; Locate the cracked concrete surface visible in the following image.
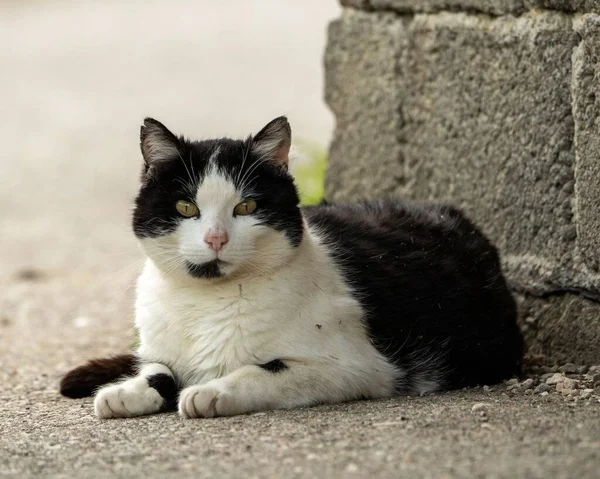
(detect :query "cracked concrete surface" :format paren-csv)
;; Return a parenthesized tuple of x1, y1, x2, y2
(1, 1, 599, 478)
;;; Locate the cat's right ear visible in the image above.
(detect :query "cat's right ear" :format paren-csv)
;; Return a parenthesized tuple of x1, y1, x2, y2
(140, 118, 181, 169)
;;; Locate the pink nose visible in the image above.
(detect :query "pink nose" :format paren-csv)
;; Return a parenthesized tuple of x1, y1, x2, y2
(204, 230, 229, 252)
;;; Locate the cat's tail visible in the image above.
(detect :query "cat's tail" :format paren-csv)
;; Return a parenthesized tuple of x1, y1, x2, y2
(59, 354, 138, 398)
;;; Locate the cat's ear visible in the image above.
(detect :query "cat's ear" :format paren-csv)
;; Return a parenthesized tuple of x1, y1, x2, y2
(252, 116, 291, 169)
(140, 118, 181, 167)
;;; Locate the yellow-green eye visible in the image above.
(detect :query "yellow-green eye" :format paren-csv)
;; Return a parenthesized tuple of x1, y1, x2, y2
(233, 199, 257, 216)
(175, 200, 199, 218)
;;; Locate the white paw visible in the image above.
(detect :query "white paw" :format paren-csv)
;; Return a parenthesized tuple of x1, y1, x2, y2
(94, 382, 163, 419)
(178, 384, 234, 419)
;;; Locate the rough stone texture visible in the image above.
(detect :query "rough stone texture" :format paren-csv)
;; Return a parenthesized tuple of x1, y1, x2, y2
(342, 0, 600, 15)
(402, 12, 582, 291)
(530, 0, 600, 13)
(518, 293, 600, 365)
(325, 7, 600, 363)
(325, 12, 408, 201)
(341, 0, 372, 9)
(573, 15, 600, 272)
(348, 0, 600, 15)
(370, 0, 531, 15)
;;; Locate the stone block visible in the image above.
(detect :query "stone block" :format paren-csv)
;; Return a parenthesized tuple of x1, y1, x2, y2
(341, 0, 373, 8)
(356, 0, 600, 14)
(527, 0, 600, 13)
(518, 292, 600, 365)
(370, 0, 529, 15)
(400, 12, 584, 295)
(325, 10, 407, 200)
(573, 15, 600, 273)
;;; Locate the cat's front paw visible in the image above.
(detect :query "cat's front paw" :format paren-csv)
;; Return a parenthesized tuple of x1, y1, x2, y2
(178, 384, 234, 419)
(94, 383, 163, 419)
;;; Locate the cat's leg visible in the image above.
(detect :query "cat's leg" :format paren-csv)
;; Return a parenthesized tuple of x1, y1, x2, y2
(94, 363, 177, 419)
(179, 359, 395, 418)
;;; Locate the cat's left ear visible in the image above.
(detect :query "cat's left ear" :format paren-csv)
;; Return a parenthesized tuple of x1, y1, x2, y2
(252, 116, 291, 169)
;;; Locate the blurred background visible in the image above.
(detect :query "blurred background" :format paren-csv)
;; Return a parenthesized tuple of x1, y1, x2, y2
(0, 0, 338, 367)
(1, 0, 337, 272)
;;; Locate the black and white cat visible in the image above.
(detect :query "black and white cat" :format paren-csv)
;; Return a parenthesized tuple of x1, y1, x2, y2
(60, 116, 523, 419)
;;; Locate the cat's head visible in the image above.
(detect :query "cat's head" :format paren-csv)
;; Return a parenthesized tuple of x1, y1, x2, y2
(132, 116, 303, 281)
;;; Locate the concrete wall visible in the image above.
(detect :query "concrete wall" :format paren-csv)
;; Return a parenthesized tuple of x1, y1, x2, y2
(325, 0, 600, 364)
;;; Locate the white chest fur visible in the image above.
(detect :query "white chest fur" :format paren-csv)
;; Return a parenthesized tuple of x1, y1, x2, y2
(135, 229, 398, 393)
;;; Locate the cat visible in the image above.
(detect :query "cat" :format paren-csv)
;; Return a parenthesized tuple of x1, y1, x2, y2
(60, 116, 523, 419)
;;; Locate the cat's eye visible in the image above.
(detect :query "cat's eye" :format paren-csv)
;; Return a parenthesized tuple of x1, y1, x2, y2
(234, 199, 257, 216)
(175, 200, 199, 218)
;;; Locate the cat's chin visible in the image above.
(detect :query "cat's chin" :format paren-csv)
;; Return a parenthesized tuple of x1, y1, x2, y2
(185, 259, 227, 279)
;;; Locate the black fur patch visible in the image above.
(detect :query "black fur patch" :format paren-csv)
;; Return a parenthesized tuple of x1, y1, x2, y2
(303, 200, 523, 391)
(147, 373, 178, 411)
(186, 260, 223, 279)
(60, 354, 137, 398)
(258, 359, 288, 373)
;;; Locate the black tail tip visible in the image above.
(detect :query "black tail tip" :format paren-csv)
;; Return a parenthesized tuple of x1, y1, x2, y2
(59, 371, 96, 398)
(59, 354, 138, 399)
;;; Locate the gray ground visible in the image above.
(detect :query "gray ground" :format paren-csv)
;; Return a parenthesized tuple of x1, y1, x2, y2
(1, 2, 599, 478)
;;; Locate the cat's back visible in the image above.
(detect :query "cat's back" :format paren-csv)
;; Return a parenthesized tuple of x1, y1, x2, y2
(304, 199, 523, 388)
(303, 199, 501, 278)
